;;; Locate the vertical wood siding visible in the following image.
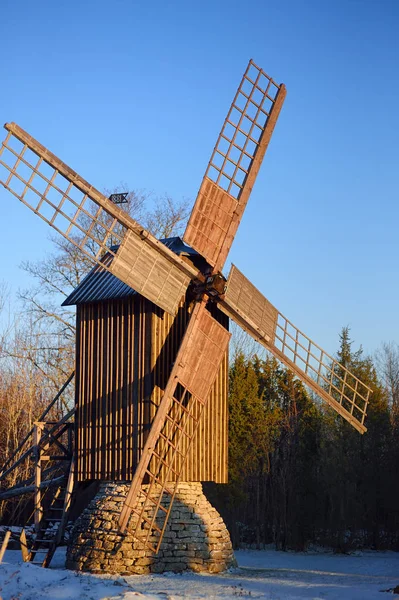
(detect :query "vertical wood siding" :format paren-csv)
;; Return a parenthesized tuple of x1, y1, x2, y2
(75, 297, 228, 483)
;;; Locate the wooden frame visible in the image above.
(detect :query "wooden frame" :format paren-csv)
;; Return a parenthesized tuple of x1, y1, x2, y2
(184, 59, 286, 271)
(220, 265, 371, 433)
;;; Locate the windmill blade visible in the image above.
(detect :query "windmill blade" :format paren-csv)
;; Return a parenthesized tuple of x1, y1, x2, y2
(0, 122, 199, 315)
(118, 300, 231, 552)
(219, 265, 371, 434)
(184, 59, 286, 273)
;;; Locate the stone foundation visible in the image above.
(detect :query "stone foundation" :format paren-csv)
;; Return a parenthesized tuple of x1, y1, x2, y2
(66, 481, 236, 575)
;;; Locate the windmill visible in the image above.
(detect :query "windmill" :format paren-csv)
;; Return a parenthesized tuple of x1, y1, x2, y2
(0, 60, 372, 571)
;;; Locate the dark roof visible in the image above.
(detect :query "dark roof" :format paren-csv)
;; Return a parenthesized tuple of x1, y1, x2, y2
(62, 236, 198, 306)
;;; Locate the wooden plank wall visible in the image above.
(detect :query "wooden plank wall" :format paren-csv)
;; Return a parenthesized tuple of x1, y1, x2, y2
(75, 297, 228, 483)
(76, 297, 144, 481)
(150, 302, 229, 484)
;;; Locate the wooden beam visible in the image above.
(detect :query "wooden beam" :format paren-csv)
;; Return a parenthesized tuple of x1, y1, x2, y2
(20, 529, 29, 562)
(0, 475, 66, 500)
(53, 461, 75, 552)
(0, 530, 11, 563)
(33, 423, 43, 533)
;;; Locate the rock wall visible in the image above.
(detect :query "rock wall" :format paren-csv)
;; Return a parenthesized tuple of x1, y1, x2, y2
(66, 481, 236, 575)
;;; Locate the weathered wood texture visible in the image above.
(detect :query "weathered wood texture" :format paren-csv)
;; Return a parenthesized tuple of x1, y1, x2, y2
(0, 531, 11, 563)
(220, 265, 371, 434)
(111, 230, 190, 316)
(219, 264, 278, 342)
(184, 59, 286, 272)
(75, 296, 229, 483)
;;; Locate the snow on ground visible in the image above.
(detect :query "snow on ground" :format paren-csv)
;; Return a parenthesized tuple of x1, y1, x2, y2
(0, 546, 398, 600)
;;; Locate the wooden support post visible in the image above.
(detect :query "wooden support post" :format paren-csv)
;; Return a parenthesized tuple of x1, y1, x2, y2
(33, 422, 43, 533)
(67, 423, 73, 456)
(54, 461, 75, 550)
(0, 530, 11, 563)
(20, 529, 29, 562)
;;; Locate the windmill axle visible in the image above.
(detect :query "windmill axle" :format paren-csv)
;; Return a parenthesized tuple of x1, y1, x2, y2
(189, 272, 227, 303)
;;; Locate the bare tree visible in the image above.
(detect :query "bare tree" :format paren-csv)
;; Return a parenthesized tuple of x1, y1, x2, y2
(142, 195, 190, 239)
(230, 322, 260, 361)
(375, 341, 399, 420)
(0, 321, 61, 518)
(0, 281, 6, 315)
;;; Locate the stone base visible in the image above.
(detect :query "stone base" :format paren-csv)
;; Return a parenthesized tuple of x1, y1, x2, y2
(66, 481, 236, 575)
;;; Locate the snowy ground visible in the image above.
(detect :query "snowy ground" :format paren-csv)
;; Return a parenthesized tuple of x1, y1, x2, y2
(0, 547, 398, 600)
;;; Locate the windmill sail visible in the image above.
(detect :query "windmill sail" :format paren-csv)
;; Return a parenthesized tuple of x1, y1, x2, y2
(184, 59, 286, 272)
(118, 300, 231, 551)
(219, 265, 371, 433)
(0, 123, 198, 315)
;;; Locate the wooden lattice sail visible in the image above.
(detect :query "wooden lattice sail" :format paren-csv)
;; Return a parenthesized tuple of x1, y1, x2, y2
(184, 60, 286, 272)
(219, 266, 371, 433)
(0, 123, 197, 315)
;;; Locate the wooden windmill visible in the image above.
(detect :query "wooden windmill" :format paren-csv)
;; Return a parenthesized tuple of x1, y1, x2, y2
(0, 60, 372, 561)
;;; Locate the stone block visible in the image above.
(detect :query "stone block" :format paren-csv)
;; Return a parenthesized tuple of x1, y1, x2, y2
(164, 562, 185, 572)
(190, 562, 206, 573)
(173, 550, 191, 558)
(123, 559, 134, 567)
(173, 544, 187, 551)
(195, 550, 211, 559)
(210, 550, 223, 560)
(130, 566, 151, 575)
(208, 562, 227, 574)
(150, 562, 167, 573)
(135, 557, 155, 566)
(177, 530, 201, 538)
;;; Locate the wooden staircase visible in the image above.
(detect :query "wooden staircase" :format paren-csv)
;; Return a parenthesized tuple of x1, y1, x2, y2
(0, 372, 76, 568)
(28, 460, 74, 567)
(0, 460, 74, 568)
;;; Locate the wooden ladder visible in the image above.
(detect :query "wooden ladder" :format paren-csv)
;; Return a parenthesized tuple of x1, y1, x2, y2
(28, 460, 74, 568)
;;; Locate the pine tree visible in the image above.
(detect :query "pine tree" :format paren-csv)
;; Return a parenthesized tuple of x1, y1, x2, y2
(208, 352, 281, 547)
(319, 327, 391, 550)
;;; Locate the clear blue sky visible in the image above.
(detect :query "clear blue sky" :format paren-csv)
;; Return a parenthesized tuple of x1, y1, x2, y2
(0, 0, 398, 356)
